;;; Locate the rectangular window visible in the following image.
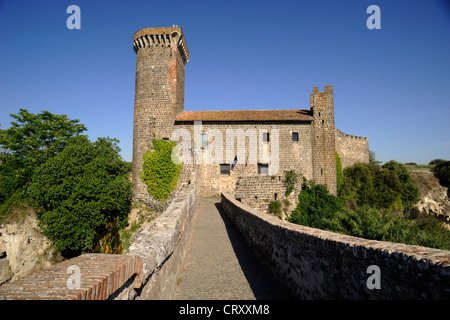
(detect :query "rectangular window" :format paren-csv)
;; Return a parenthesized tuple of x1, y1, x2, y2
(201, 134, 208, 148)
(262, 132, 270, 143)
(258, 163, 269, 175)
(292, 132, 299, 141)
(220, 164, 231, 175)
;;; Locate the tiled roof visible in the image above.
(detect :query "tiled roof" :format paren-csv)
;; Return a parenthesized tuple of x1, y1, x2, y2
(175, 109, 313, 122)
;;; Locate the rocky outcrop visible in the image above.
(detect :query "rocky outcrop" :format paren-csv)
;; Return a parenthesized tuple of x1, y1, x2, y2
(411, 170, 450, 225)
(0, 208, 61, 285)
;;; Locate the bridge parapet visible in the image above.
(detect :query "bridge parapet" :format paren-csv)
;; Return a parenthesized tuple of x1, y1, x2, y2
(221, 193, 450, 299)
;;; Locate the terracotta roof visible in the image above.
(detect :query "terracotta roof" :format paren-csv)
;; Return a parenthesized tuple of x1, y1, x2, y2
(175, 109, 313, 122)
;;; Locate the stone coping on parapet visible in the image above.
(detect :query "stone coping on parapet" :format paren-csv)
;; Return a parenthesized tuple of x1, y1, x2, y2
(221, 192, 450, 266)
(133, 26, 189, 63)
(335, 128, 369, 141)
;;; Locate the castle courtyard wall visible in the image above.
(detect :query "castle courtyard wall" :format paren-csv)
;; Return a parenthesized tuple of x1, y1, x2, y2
(335, 128, 370, 169)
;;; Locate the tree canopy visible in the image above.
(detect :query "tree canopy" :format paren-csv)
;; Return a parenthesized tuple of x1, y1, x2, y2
(0, 109, 86, 202)
(26, 135, 132, 257)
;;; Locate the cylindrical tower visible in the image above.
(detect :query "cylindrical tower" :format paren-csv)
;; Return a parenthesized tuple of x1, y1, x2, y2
(131, 27, 189, 201)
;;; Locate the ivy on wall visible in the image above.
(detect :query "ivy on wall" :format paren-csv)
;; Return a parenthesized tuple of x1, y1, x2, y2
(284, 170, 298, 197)
(140, 139, 182, 202)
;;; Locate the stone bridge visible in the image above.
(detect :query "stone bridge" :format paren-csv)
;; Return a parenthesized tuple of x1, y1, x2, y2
(0, 184, 449, 300)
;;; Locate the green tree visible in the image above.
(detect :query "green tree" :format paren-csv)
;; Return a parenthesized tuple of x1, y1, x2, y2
(382, 160, 420, 207)
(26, 136, 132, 257)
(369, 150, 382, 165)
(288, 178, 342, 231)
(140, 139, 182, 204)
(431, 160, 450, 192)
(341, 163, 403, 209)
(0, 109, 86, 202)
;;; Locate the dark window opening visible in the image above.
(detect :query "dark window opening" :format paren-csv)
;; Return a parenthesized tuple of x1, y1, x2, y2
(220, 164, 231, 175)
(292, 132, 299, 141)
(258, 163, 269, 175)
(262, 132, 270, 143)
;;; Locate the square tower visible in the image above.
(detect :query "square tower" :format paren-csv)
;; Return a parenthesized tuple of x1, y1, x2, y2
(311, 86, 337, 195)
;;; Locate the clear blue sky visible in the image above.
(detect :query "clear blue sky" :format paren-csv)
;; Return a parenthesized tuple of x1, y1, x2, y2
(1, 0, 449, 164)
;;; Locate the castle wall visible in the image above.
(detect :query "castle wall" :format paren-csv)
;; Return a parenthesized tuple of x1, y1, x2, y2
(335, 128, 369, 169)
(234, 175, 301, 216)
(173, 121, 314, 198)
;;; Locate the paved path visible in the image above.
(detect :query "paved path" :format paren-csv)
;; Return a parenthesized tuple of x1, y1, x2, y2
(174, 197, 292, 300)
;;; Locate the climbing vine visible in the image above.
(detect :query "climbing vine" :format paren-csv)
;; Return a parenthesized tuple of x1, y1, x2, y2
(140, 139, 182, 203)
(284, 170, 298, 197)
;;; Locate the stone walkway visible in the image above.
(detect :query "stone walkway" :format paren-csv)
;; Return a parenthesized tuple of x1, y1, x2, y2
(174, 197, 292, 300)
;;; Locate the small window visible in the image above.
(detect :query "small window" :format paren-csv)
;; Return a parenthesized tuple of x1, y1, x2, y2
(220, 164, 231, 175)
(258, 163, 269, 175)
(201, 134, 208, 148)
(262, 132, 270, 143)
(292, 132, 299, 142)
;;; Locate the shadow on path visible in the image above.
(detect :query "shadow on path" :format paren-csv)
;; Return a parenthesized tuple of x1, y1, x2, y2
(214, 202, 294, 300)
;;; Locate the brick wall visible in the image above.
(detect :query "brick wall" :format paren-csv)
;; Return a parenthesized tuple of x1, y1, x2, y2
(221, 193, 450, 299)
(0, 254, 143, 300)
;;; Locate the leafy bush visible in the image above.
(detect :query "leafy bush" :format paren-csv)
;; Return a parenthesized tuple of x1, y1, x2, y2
(341, 162, 411, 210)
(268, 200, 282, 217)
(382, 160, 420, 207)
(336, 152, 344, 194)
(26, 136, 132, 257)
(140, 139, 182, 202)
(431, 160, 450, 190)
(287, 168, 450, 250)
(288, 178, 342, 231)
(429, 159, 447, 166)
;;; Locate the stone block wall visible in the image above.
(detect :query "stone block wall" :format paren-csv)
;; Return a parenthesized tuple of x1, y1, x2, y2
(126, 183, 198, 299)
(132, 27, 188, 201)
(221, 193, 450, 299)
(311, 86, 337, 195)
(335, 128, 370, 169)
(235, 174, 301, 215)
(173, 121, 313, 197)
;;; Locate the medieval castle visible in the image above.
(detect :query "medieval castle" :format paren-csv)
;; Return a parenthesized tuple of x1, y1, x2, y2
(131, 26, 369, 212)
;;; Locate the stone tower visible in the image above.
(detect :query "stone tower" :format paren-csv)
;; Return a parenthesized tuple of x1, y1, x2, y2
(311, 85, 337, 195)
(132, 27, 189, 201)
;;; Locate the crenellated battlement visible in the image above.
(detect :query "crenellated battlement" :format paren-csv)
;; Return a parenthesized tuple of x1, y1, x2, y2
(312, 85, 333, 95)
(335, 128, 368, 141)
(133, 27, 189, 64)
